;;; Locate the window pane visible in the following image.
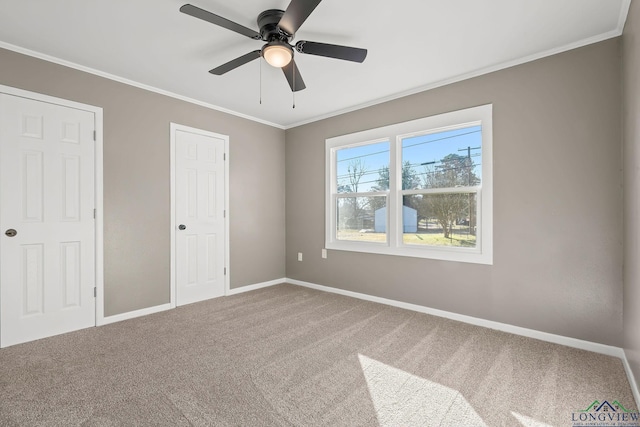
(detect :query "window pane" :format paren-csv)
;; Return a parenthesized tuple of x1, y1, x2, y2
(401, 125, 482, 190)
(336, 141, 390, 193)
(402, 193, 477, 248)
(337, 196, 387, 242)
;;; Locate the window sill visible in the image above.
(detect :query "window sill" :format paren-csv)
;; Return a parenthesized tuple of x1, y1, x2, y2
(325, 241, 493, 265)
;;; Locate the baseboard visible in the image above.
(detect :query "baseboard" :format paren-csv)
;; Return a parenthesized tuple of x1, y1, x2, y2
(98, 279, 284, 326)
(622, 351, 640, 407)
(99, 303, 172, 326)
(286, 278, 625, 358)
(226, 277, 285, 296)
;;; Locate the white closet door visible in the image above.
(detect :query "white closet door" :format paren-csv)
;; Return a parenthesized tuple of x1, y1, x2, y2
(0, 93, 96, 347)
(175, 128, 226, 306)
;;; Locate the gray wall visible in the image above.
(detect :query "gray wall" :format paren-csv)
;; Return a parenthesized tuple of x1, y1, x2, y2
(623, 0, 640, 392)
(0, 48, 286, 317)
(285, 39, 624, 346)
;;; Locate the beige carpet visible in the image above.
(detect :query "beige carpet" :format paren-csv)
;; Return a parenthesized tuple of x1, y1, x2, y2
(0, 283, 636, 426)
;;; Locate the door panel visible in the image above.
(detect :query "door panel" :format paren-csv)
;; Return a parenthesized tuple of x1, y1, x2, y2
(175, 128, 225, 306)
(0, 94, 96, 347)
(61, 154, 81, 221)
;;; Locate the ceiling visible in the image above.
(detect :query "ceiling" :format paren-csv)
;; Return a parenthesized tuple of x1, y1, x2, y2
(0, 0, 630, 128)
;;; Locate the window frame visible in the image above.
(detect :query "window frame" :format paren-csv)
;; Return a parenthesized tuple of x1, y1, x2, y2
(325, 104, 493, 264)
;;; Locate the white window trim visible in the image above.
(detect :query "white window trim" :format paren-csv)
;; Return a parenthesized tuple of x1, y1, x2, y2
(325, 104, 493, 265)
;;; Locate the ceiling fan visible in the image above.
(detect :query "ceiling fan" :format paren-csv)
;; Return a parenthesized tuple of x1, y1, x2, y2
(180, 0, 368, 92)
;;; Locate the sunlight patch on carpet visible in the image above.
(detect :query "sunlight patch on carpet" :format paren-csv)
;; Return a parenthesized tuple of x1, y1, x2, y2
(511, 411, 555, 427)
(358, 354, 487, 426)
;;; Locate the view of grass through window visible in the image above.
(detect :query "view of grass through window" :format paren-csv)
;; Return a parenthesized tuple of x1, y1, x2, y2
(336, 126, 482, 247)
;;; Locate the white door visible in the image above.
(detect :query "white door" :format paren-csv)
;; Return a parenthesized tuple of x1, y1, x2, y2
(174, 126, 226, 306)
(0, 93, 96, 347)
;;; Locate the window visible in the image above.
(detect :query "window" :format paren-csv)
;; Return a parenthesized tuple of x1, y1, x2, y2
(326, 104, 492, 264)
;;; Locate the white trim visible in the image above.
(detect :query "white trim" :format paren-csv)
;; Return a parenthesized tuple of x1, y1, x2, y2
(286, 29, 625, 129)
(325, 104, 493, 265)
(224, 145, 230, 296)
(622, 352, 640, 407)
(170, 124, 176, 308)
(102, 277, 287, 325)
(0, 83, 103, 115)
(0, 21, 627, 132)
(286, 278, 625, 358)
(94, 106, 105, 326)
(0, 84, 106, 328)
(102, 279, 283, 324)
(100, 303, 172, 326)
(169, 123, 230, 308)
(226, 278, 285, 296)
(619, 0, 632, 33)
(0, 41, 284, 130)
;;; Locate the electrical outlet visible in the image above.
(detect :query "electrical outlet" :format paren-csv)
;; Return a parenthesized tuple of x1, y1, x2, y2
(321, 249, 327, 259)
(297, 252, 303, 262)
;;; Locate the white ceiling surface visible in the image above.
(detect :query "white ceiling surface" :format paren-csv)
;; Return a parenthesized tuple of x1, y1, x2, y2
(0, 0, 630, 128)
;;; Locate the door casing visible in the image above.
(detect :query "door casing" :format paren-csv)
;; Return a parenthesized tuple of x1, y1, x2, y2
(0, 84, 105, 334)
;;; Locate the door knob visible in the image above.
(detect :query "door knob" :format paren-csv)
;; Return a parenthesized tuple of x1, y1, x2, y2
(178, 224, 186, 230)
(5, 229, 17, 237)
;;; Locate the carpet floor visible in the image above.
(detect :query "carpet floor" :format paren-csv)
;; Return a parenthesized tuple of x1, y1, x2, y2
(0, 283, 636, 426)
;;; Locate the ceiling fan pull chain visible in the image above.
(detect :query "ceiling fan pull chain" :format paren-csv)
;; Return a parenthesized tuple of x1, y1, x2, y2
(292, 66, 296, 109)
(259, 57, 262, 105)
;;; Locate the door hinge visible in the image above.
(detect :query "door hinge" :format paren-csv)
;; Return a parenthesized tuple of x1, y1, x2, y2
(93, 130, 96, 141)
(223, 153, 226, 161)
(223, 210, 226, 218)
(224, 267, 227, 275)
(94, 287, 97, 297)
(93, 208, 96, 219)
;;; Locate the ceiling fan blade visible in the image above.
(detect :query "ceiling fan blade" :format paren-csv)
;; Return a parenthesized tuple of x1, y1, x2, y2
(296, 41, 367, 63)
(278, 0, 322, 36)
(282, 59, 306, 92)
(180, 4, 261, 40)
(209, 50, 261, 75)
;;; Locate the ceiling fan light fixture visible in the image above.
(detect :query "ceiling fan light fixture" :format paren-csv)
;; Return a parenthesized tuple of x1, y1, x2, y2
(180, 1, 367, 93)
(262, 42, 293, 68)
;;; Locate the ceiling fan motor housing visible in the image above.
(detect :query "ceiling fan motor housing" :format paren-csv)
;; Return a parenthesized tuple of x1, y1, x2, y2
(257, 9, 291, 41)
